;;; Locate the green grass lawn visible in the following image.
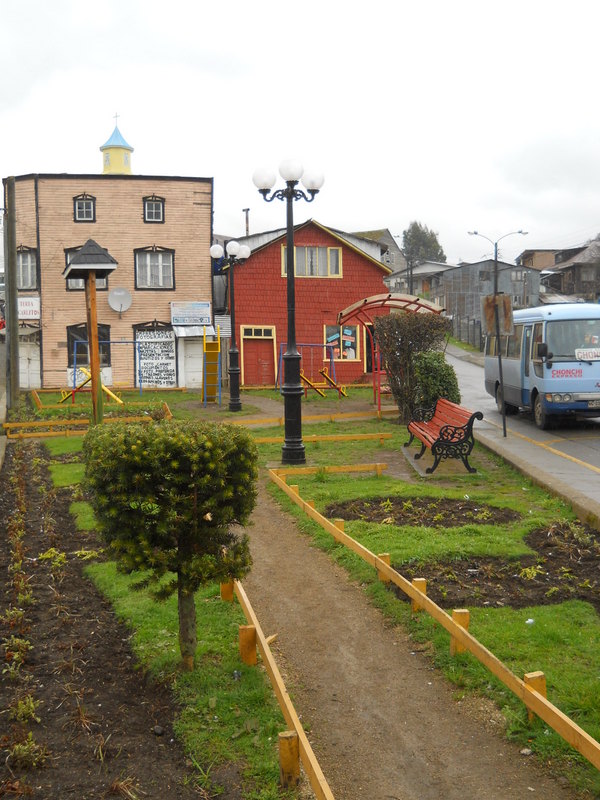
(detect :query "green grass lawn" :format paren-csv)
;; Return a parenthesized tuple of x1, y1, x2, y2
(41, 418, 600, 797)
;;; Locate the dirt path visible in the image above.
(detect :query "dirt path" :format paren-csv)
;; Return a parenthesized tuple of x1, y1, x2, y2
(243, 479, 579, 800)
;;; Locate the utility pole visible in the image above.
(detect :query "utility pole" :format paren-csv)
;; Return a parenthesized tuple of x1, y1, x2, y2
(242, 208, 249, 237)
(4, 178, 19, 409)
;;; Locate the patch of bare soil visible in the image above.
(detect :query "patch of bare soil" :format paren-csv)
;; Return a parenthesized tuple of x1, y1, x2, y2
(325, 495, 521, 527)
(0, 442, 241, 799)
(326, 496, 600, 612)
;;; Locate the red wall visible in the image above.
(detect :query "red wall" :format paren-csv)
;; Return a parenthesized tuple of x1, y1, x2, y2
(235, 223, 390, 385)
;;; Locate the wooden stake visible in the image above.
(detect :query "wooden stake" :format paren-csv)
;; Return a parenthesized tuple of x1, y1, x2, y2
(450, 609, 470, 655)
(377, 553, 391, 583)
(239, 624, 257, 665)
(524, 671, 547, 723)
(220, 580, 234, 602)
(278, 730, 300, 787)
(85, 271, 103, 425)
(411, 578, 427, 612)
(334, 518, 345, 532)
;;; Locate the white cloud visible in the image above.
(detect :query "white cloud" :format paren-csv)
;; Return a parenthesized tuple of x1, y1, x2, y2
(3, 0, 600, 265)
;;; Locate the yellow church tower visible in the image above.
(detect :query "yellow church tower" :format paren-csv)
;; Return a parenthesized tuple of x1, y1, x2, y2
(100, 119, 134, 174)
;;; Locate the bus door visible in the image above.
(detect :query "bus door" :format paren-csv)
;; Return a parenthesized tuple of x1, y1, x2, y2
(525, 322, 545, 407)
(521, 324, 533, 406)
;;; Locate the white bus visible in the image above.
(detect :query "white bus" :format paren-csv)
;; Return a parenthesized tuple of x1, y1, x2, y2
(484, 303, 600, 429)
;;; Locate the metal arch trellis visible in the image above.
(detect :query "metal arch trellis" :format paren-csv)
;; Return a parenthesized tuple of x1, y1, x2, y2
(336, 293, 445, 411)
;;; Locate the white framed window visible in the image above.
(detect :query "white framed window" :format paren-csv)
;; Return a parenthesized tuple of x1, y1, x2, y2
(324, 324, 358, 360)
(65, 248, 108, 290)
(144, 196, 165, 223)
(73, 194, 96, 222)
(282, 246, 342, 278)
(17, 248, 37, 290)
(135, 248, 174, 289)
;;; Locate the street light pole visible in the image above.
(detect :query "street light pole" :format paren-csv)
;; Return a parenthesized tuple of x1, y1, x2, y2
(210, 240, 250, 412)
(468, 229, 528, 437)
(252, 159, 324, 465)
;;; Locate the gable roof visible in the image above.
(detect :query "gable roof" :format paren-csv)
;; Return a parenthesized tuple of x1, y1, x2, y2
(554, 239, 600, 271)
(237, 219, 392, 274)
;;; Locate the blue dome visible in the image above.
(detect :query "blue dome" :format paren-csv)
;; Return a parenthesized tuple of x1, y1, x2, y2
(100, 125, 133, 151)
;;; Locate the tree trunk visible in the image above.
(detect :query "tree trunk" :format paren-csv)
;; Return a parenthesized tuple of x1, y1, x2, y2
(177, 574, 197, 671)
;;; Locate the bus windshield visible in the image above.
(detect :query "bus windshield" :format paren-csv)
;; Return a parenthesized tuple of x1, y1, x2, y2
(546, 318, 600, 361)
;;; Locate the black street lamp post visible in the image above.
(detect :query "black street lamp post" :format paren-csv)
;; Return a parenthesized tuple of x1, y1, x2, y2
(468, 229, 528, 437)
(210, 240, 250, 412)
(252, 159, 324, 464)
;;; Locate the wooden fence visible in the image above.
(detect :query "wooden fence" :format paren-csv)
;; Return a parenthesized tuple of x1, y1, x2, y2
(269, 464, 600, 771)
(229, 580, 335, 799)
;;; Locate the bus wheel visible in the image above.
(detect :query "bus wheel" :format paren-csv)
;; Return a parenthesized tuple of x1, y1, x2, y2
(496, 386, 517, 416)
(534, 394, 550, 430)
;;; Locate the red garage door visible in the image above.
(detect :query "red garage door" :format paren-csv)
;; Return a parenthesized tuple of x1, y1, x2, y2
(243, 339, 275, 386)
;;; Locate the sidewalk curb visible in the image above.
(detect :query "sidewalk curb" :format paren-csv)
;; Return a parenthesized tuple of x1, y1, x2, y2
(476, 429, 600, 529)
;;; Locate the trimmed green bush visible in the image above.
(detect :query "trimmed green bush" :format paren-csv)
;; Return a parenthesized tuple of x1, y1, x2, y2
(83, 420, 258, 670)
(413, 350, 460, 408)
(374, 313, 452, 420)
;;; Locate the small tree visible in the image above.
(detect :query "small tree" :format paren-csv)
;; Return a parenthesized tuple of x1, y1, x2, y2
(402, 221, 446, 294)
(83, 420, 258, 671)
(402, 221, 447, 265)
(374, 312, 452, 421)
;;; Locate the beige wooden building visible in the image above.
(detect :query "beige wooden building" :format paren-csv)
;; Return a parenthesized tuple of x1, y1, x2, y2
(3, 126, 214, 389)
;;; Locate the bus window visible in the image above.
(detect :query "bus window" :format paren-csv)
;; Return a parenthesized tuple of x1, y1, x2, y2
(523, 326, 532, 377)
(506, 324, 523, 359)
(532, 323, 543, 358)
(532, 322, 544, 377)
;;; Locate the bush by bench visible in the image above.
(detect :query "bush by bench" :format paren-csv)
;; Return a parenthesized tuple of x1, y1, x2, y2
(404, 398, 483, 474)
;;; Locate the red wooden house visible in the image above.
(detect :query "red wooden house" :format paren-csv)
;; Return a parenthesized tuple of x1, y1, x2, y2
(233, 220, 392, 387)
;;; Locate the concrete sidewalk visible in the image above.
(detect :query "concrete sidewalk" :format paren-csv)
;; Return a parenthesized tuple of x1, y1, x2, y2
(446, 344, 600, 529)
(475, 419, 600, 528)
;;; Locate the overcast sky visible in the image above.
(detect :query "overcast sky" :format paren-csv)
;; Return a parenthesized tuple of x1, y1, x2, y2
(3, 0, 600, 266)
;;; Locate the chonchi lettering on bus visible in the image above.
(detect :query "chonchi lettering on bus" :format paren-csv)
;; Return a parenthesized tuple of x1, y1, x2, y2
(551, 368, 583, 378)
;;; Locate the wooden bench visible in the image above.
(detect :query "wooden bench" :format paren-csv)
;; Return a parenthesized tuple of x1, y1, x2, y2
(404, 397, 483, 474)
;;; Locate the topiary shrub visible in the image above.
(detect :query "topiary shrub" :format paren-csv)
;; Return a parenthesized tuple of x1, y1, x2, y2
(413, 350, 460, 408)
(83, 420, 258, 670)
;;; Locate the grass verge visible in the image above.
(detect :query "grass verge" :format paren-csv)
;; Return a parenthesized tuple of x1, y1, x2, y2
(263, 449, 600, 796)
(43, 436, 296, 799)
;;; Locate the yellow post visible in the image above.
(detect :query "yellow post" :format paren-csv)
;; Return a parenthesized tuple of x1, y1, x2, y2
(278, 730, 300, 788)
(290, 485, 300, 496)
(377, 553, 391, 583)
(239, 625, 257, 665)
(524, 671, 547, 723)
(220, 580, 234, 602)
(334, 518, 345, 532)
(411, 578, 427, 612)
(305, 499, 315, 509)
(450, 609, 470, 655)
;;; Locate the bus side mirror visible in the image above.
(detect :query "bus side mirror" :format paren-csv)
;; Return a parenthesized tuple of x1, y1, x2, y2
(537, 342, 553, 367)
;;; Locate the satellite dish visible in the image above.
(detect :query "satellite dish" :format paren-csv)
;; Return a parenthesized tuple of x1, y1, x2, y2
(108, 287, 132, 315)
